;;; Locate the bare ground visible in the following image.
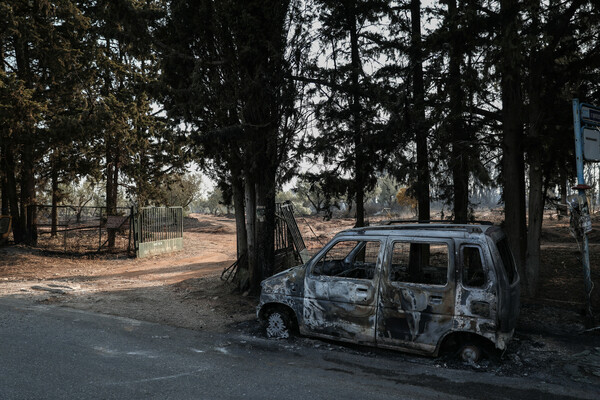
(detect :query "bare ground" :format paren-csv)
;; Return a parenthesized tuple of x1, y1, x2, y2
(0, 214, 254, 332)
(1, 212, 600, 385)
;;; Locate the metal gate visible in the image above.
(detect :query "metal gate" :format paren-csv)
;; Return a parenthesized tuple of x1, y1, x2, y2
(133, 207, 183, 258)
(277, 202, 310, 263)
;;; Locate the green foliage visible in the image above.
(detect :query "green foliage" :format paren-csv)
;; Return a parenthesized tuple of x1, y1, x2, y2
(305, 0, 395, 225)
(0, 0, 599, 261)
(372, 174, 397, 207)
(192, 187, 228, 215)
(275, 190, 312, 216)
(63, 180, 105, 208)
(156, 173, 203, 210)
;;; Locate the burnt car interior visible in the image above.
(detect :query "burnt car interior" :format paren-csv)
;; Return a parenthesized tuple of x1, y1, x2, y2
(389, 242, 448, 285)
(462, 246, 486, 287)
(312, 240, 379, 280)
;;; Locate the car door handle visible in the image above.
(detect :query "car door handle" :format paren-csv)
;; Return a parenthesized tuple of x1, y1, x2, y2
(429, 295, 443, 305)
(356, 286, 369, 301)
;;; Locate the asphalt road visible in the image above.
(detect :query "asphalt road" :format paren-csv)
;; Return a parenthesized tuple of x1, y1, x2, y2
(0, 298, 597, 400)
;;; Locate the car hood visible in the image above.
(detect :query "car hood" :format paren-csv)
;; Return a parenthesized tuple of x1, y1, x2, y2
(261, 264, 306, 296)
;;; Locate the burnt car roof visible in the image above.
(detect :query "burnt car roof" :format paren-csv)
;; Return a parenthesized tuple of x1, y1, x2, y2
(337, 223, 501, 238)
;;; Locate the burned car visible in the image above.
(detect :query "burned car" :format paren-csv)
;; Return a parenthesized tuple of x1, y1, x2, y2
(257, 223, 520, 362)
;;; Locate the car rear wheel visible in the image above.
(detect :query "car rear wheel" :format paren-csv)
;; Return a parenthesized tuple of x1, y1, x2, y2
(459, 343, 482, 363)
(264, 308, 293, 339)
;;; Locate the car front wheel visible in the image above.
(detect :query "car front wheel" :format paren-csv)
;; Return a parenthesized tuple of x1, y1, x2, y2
(264, 308, 293, 339)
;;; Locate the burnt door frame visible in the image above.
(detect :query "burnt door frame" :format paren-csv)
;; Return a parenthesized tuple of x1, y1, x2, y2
(455, 241, 497, 321)
(376, 237, 455, 353)
(301, 236, 384, 344)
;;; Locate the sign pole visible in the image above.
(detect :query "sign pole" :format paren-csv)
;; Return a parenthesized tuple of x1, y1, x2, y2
(572, 98, 594, 320)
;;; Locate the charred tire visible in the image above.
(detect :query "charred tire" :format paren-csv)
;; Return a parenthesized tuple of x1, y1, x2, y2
(264, 308, 294, 339)
(458, 342, 483, 363)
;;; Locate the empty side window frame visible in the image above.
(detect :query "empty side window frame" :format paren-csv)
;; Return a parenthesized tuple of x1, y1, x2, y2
(389, 241, 449, 286)
(496, 238, 517, 284)
(312, 240, 380, 280)
(461, 245, 487, 288)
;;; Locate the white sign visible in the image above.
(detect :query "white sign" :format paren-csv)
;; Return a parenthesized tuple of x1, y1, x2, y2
(582, 104, 600, 125)
(583, 127, 600, 161)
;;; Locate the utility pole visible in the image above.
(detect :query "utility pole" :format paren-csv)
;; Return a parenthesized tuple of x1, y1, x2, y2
(571, 99, 597, 322)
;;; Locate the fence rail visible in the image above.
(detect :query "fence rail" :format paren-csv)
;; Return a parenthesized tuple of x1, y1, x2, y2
(32, 205, 133, 254)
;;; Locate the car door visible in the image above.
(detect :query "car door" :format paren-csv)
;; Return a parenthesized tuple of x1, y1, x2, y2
(302, 237, 383, 344)
(376, 237, 455, 353)
(455, 242, 497, 322)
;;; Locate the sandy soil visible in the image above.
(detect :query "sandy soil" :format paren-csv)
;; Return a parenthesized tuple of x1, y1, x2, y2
(0, 214, 255, 332)
(1, 211, 600, 383)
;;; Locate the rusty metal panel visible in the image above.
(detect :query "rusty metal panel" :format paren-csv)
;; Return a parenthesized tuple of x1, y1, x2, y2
(279, 203, 306, 253)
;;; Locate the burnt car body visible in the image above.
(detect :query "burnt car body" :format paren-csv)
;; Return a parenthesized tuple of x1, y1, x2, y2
(257, 224, 520, 361)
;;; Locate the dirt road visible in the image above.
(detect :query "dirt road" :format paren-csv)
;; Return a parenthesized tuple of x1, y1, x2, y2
(0, 214, 255, 331)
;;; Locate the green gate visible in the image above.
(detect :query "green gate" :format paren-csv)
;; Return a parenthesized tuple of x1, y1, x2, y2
(133, 207, 183, 258)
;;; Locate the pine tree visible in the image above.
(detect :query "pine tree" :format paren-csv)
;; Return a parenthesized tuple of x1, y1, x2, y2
(0, 0, 91, 244)
(160, 0, 307, 292)
(85, 0, 182, 249)
(307, 0, 391, 227)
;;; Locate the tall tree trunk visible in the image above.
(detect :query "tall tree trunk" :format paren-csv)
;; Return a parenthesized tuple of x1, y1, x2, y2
(411, 0, 430, 222)
(526, 92, 544, 297)
(2, 149, 22, 242)
(232, 172, 247, 260)
(0, 175, 7, 216)
(560, 177, 567, 204)
(256, 160, 276, 288)
(15, 35, 37, 245)
(448, 0, 468, 223)
(0, 43, 6, 217)
(232, 171, 250, 290)
(349, 2, 365, 227)
(525, 0, 544, 297)
(106, 139, 119, 250)
(1, 146, 8, 216)
(51, 163, 59, 237)
(500, 0, 527, 286)
(21, 142, 37, 245)
(243, 171, 257, 293)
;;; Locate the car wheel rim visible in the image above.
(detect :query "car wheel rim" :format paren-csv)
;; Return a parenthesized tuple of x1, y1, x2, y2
(267, 312, 289, 339)
(461, 345, 480, 363)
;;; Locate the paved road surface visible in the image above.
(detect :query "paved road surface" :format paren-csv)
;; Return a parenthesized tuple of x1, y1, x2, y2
(0, 298, 597, 399)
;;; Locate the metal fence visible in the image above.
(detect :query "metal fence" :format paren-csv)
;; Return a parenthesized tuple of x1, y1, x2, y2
(223, 202, 308, 281)
(133, 207, 183, 258)
(273, 202, 309, 273)
(33, 205, 133, 254)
